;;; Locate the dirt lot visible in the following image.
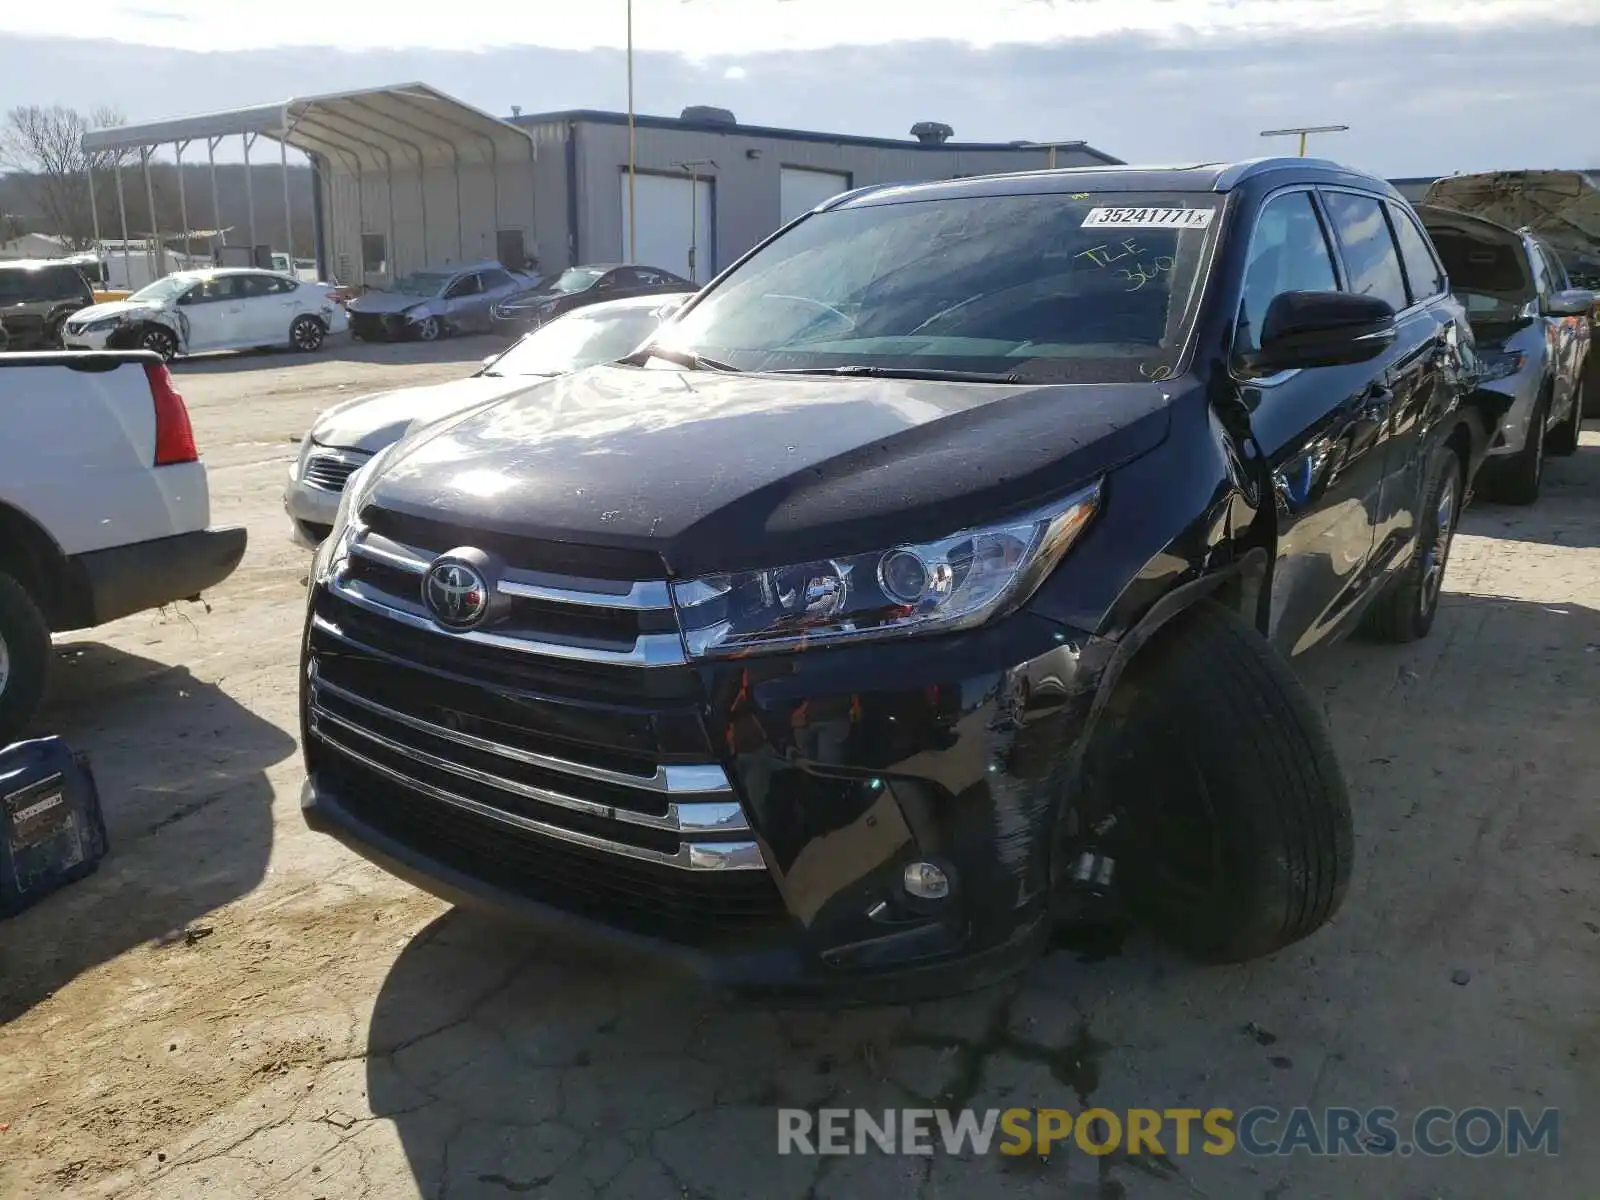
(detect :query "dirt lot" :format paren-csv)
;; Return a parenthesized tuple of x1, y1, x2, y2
(1, 336, 1597, 1199)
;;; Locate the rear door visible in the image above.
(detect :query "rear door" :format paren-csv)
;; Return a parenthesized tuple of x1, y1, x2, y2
(441, 272, 485, 329)
(1236, 187, 1396, 656)
(1351, 196, 1457, 574)
(235, 274, 298, 343)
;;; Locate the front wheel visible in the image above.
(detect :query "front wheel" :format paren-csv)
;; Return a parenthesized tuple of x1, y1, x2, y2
(1482, 392, 1547, 505)
(289, 314, 326, 352)
(413, 316, 441, 342)
(1065, 601, 1353, 963)
(1548, 384, 1582, 457)
(139, 324, 178, 362)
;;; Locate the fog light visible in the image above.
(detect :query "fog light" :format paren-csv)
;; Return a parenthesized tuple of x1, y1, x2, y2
(903, 860, 951, 901)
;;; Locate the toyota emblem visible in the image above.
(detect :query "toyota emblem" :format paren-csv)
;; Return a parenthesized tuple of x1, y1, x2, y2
(423, 559, 491, 629)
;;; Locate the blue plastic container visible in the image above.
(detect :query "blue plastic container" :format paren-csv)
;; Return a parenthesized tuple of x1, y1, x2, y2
(0, 737, 108, 919)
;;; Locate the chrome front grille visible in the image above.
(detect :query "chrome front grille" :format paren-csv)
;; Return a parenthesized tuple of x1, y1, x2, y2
(329, 524, 688, 667)
(302, 448, 371, 493)
(308, 519, 768, 876)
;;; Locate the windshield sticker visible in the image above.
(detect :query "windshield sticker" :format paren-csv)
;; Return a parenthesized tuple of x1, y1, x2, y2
(1082, 207, 1213, 230)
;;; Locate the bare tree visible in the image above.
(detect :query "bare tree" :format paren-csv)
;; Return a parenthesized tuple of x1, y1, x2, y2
(0, 105, 130, 250)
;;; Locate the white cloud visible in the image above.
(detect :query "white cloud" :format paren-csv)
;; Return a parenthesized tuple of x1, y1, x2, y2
(723, 65, 747, 79)
(3, 0, 1592, 54)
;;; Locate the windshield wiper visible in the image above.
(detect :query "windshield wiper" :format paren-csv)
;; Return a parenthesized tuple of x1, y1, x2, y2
(621, 345, 742, 373)
(767, 364, 1024, 384)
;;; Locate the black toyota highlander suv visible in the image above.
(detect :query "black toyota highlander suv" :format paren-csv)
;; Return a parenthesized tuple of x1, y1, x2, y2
(300, 158, 1499, 1002)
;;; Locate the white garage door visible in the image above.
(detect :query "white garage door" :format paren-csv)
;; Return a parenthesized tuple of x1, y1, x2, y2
(622, 172, 715, 283)
(780, 167, 852, 225)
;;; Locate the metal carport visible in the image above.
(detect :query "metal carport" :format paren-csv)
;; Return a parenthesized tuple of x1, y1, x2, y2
(81, 84, 539, 288)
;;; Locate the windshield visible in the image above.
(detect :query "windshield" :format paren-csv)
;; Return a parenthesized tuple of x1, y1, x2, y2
(485, 307, 663, 377)
(390, 272, 452, 296)
(552, 267, 604, 294)
(127, 276, 193, 303)
(652, 191, 1221, 383)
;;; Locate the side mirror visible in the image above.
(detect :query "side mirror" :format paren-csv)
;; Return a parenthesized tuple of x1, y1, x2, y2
(1245, 291, 1397, 375)
(1543, 288, 1595, 317)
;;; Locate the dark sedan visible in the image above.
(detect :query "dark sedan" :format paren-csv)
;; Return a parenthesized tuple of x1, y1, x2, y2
(491, 264, 694, 336)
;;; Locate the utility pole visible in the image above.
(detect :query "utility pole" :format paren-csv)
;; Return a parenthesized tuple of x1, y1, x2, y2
(1259, 125, 1349, 158)
(626, 0, 637, 264)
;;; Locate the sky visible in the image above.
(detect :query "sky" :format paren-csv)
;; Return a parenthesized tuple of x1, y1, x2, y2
(1, 0, 1598, 177)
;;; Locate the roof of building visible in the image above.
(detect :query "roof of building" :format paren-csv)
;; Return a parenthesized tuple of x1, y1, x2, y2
(81, 84, 534, 172)
(509, 108, 1122, 163)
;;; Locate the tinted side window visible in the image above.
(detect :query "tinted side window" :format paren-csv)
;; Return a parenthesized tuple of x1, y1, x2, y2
(1386, 203, 1446, 301)
(1236, 190, 1339, 361)
(1321, 191, 1409, 312)
(43, 266, 88, 300)
(234, 275, 274, 298)
(265, 276, 299, 295)
(478, 268, 514, 291)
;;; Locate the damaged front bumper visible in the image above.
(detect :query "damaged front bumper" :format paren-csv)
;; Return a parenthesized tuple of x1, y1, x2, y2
(299, 597, 1115, 1003)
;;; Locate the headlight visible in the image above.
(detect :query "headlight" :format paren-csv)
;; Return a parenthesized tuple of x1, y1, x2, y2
(1478, 350, 1526, 383)
(83, 316, 125, 333)
(672, 480, 1101, 658)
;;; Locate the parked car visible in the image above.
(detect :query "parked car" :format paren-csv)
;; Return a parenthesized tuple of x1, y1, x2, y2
(346, 261, 538, 342)
(0, 350, 246, 741)
(299, 158, 1499, 1002)
(62, 268, 349, 361)
(0, 260, 96, 351)
(285, 293, 690, 546)
(1424, 170, 1600, 415)
(490, 264, 694, 336)
(1417, 205, 1592, 504)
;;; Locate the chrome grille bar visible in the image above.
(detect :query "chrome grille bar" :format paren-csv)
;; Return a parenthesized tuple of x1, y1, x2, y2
(324, 578, 688, 667)
(309, 669, 729, 795)
(311, 723, 764, 871)
(350, 530, 674, 611)
(310, 702, 747, 835)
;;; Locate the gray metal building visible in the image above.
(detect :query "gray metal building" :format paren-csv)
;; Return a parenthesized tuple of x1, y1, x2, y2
(511, 107, 1121, 283)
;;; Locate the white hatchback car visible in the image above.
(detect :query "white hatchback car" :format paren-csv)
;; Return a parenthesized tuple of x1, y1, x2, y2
(62, 268, 349, 360)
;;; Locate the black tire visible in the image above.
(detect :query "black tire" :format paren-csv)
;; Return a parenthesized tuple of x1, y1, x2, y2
(1360, 449, 1462, 643)
(0, 572, 51, 746)
(1074, 601, 1353, 963)
(138, 323, 178, 362)
(289, 314, 326, 353)
(1548, 383, 1581, 457)
(1481, 391, 1547, 505)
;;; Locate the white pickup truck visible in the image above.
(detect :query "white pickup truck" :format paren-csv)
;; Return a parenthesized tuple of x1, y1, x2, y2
(0, 350, 247, 742)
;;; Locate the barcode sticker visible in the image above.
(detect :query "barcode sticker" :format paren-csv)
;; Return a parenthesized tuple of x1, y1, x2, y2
(1082, 207, 1214, 230)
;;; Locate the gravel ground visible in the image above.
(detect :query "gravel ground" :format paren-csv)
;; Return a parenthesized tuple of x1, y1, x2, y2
(0, 335, 1596, 1200)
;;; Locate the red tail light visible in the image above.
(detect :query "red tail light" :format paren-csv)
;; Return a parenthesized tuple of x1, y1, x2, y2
(144, 362, 198, 466)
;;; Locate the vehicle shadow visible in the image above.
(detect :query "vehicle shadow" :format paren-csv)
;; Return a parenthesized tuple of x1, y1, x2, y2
(1464, 430, 1600, 549)
(0, 642, 295, 1026)
(365, 590, 1600, 1198)
(169, 336, 501, 377)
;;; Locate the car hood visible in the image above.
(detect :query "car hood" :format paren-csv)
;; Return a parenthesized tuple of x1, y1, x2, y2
(312, 373, 549, 453)
(68, 298, 164, 323)
(365, 364, 1174, 576)
(347, 291, 434, 315)
(1423, 171, 1600, 283)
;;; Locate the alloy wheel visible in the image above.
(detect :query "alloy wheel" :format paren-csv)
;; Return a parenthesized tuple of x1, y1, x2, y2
(1419, 475, 1457, 616)
(0, 629, 10, 694)
(142, 328, 176, 360)
(292, 319, 324, 351)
